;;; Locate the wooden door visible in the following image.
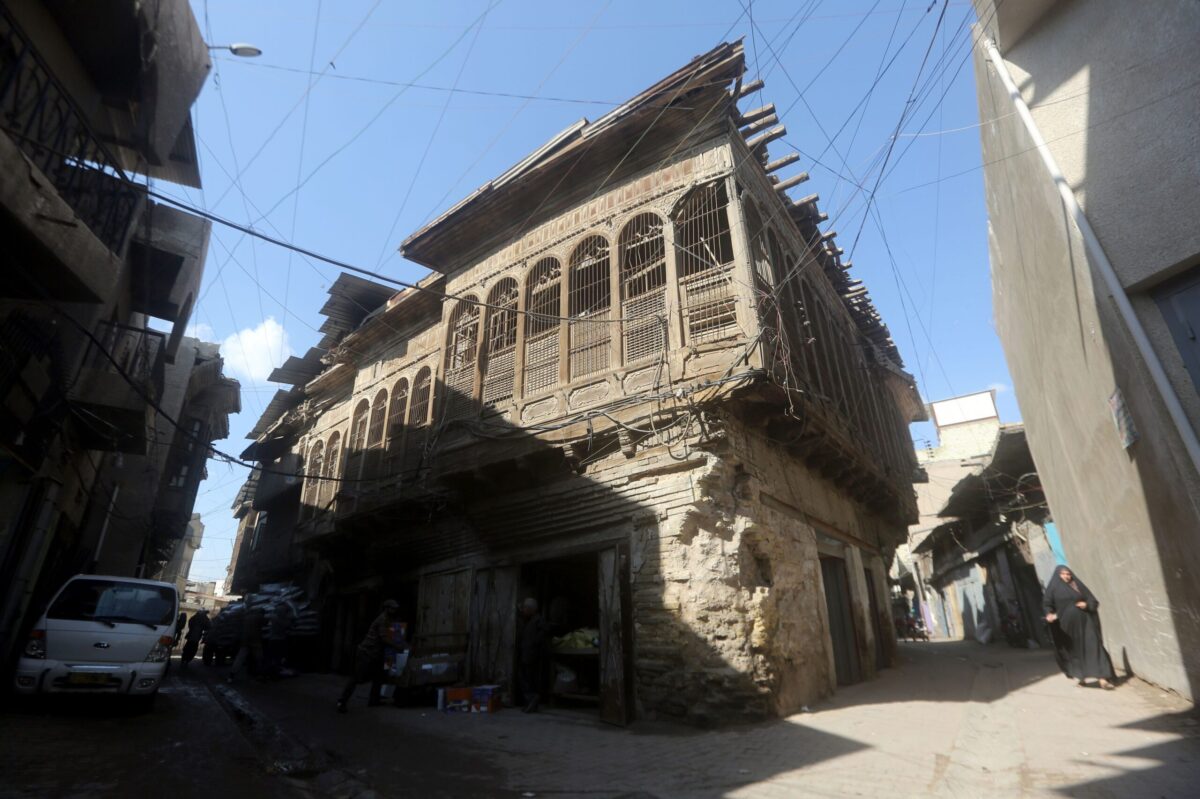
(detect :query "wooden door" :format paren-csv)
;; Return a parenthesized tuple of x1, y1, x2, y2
(417, 569, 472, 656)
(863, 567, 887, 671)
(820, 556, 862, 686)
(467, 566, 518, 687)
(597, 546, 630, 726)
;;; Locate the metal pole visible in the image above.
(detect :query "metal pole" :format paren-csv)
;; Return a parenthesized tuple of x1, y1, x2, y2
(983, 38, 1200, 480)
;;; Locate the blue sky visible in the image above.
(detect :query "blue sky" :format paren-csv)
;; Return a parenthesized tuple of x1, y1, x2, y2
(177, 0, 1019, 585)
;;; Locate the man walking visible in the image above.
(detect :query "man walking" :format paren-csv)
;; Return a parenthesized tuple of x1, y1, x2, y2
(518, 598, 548, 713)
(180, 609, 209, 669)
(337, 599, 404, 713)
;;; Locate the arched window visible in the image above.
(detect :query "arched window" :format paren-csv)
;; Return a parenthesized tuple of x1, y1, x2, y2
(404, 367, 433, 475)
(385, 377, 410, 474)
(769, 230, 808, 381)
(568, 235, 612, 379)
(319, 431, 341, 512)
(302, 440, 324, 519)
(344, 399, 371, 485)
(523, 257, 561, 395)
(618, 213, 667, 363)
(444, 296, 480, 419)
(674, 181, 737, 343)
(767, 230, 789, 287)
(481, 278, 519, 407)
(743, 201, 774, 289)
(744, 201, 778, 338)
(364, 388, 388, 479)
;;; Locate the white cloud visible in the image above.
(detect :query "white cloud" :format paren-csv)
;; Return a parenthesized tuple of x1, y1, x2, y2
(987, 382, 1010, 394)
(185, 322, 215, 340)
(221, 317, 292, 384)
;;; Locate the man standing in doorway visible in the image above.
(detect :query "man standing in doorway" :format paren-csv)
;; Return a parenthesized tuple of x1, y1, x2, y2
(337, 599, 404, 713)
(518, 597, 548, 713)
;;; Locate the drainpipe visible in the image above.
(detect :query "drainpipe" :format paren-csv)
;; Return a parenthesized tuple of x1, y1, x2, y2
(983, 38, 1200, 480)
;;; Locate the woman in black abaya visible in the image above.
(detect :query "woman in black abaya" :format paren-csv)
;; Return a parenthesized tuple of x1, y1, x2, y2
(1043, 565, 1115, 689)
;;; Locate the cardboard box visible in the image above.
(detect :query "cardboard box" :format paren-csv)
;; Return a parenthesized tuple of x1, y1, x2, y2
(471, 684, 502, 713)
(437, 686, 473, 713)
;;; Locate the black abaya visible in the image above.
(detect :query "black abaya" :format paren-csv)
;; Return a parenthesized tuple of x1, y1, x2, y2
(1042, 565, 1114, 681)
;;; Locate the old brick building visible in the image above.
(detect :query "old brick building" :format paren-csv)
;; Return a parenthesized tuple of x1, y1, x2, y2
(234, 42, 924, 724)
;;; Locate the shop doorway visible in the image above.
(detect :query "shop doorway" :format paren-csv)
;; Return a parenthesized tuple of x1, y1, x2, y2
(820, 555, 862, 686)
(519, 544, 630, 725)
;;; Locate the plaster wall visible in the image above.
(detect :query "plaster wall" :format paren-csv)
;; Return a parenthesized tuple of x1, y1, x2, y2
(981, 0, 1200, 290)
(973, 10, 1200, 699)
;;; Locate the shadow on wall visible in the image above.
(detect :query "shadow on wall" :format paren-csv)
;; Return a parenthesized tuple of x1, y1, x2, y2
(285, 377, 894, 729)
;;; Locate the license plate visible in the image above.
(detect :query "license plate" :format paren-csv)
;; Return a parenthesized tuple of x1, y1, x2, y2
(67, 672, 111, 685)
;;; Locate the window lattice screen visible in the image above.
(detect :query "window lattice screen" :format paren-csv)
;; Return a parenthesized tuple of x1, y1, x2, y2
(619, 213, 667, 363)
(524, 257, 562, 395)
(344, 399, 370, 484)
(568, 236, 612, 379)
(444, 298, 480, 420)
(482, 278, 519, 407)
(320, 432, 340, 511)
(675, 182, 737, 343)
(364, 388, 388, 479)
(303, 441, 324, 517)
(404, 368, 432, 475)
(385, 378, 409, 475)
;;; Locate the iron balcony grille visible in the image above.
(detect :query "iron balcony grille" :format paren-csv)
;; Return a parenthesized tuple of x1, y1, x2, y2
(0, 5, 142, 257)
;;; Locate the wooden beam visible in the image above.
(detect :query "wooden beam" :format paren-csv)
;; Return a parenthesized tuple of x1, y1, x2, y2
(774, 172, 810, 193)
(737, 102, 776, 127)
(794, 192, 819, 207)
(764, 152, 800, 174)
(740, 114, 779, 137)
(746, 125, 786, 151)
(738, 78, 764, 98)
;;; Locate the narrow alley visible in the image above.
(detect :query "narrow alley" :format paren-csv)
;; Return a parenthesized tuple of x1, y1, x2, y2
(6, 641, 1194, 798)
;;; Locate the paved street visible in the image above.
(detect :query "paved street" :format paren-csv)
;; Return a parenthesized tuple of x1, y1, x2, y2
(0, 669, 285, 798)
(3, 641, 1197, 798)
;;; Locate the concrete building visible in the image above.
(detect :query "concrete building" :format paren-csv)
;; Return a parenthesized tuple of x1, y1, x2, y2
(912, 425, 1058, 648)
(159, 514, 204, 597)
(233, 42, 925, 725)
(894, 391, 1003, 636)
(972, 0, 1200, 699)
(0, 0, 236, 671)
(181, 580, 229, 615)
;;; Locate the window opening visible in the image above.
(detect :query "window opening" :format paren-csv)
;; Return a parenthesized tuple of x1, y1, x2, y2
(619, 213, 667, 363)
(568, 235, 612, 379)
(303, 440, 324, 518)
(404, 367, 433, 476)
(524, 257, 562, 395)
(385, 377, 410, 475)
(482, 278, 519, 407)
(365, 388, 388, 479)
(250, 512, 268, 551)
(743, 203, 779, 340)
(345, 399, 370, 484)
(444, 297, 481, 420)
(320, 431, 341, 512)
(675, 182, 737, 343)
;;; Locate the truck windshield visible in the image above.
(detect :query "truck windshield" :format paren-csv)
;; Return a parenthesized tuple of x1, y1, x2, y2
(48, 579, 176, 627)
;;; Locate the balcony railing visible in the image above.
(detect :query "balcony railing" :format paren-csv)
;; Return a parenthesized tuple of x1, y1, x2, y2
(88, 320, 167, 399)
(0, 5, 142, 256)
